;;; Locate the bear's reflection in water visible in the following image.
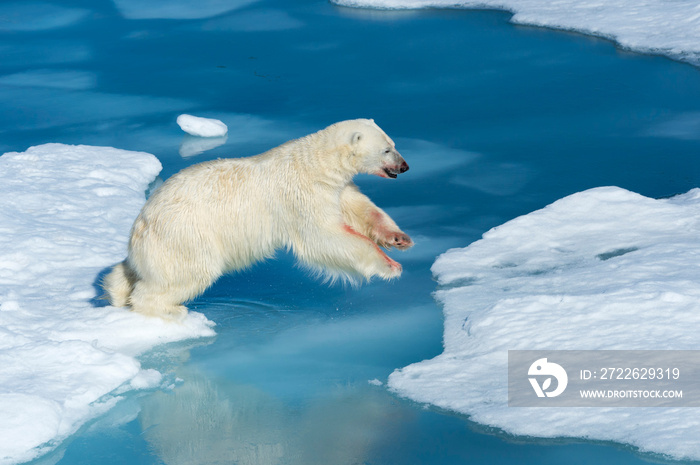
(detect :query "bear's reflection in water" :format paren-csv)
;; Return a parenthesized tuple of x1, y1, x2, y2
(139, 368, 406, 465)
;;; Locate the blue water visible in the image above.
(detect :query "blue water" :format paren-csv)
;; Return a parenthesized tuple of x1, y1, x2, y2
(6, 0, 700, 463)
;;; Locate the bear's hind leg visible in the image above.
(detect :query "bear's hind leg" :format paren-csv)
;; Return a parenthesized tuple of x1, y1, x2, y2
(128, 278, 210, 320)
(103, 261, 137, 307)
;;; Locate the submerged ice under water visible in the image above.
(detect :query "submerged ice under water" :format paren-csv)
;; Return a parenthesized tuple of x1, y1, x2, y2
(2, 0, 700, 464)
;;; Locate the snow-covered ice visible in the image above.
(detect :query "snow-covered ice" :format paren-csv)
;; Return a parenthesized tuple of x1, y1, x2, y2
(333, 0, 700, 66)
(177, 114, 229, 138)
(388, 186, 700, 460)
(0, 144, 215, 465)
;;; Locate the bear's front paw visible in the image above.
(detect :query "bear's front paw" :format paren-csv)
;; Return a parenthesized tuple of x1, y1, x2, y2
(382, 231, 413, 250)
(383, 256, 402, 278)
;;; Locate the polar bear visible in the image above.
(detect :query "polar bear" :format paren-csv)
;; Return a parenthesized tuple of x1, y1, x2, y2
(103, 119, 413, 319)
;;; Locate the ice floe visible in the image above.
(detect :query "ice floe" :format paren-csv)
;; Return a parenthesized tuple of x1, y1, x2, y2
(0, 144, 214, 465)
(334, 0, 700, 66)
(389, 186, 700, 460)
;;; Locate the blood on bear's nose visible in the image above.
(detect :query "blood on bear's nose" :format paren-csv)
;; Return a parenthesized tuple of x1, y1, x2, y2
(399, 161, 409, 173)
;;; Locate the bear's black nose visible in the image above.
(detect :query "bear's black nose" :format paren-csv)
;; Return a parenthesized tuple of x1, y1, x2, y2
(399, 161, 409, 173)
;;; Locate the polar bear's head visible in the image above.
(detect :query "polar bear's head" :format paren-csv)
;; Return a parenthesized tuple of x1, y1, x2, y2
(345, 119, 409, 179)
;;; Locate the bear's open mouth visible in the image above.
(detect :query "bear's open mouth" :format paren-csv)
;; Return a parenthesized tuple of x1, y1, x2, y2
(382, 167, 398, 178)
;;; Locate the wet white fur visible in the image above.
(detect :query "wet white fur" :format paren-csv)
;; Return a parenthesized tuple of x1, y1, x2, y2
(103, 119, 412, 319)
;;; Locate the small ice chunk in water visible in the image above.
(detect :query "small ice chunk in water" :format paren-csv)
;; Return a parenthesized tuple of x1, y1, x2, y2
(129, 369, 164, 390)
(177, 114, 228, 137)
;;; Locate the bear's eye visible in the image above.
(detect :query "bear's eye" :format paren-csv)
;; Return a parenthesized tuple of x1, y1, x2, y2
(384, 148, 391, 154)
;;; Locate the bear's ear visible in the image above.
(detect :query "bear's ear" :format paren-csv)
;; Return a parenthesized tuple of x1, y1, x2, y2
(351, 132, 363, 145)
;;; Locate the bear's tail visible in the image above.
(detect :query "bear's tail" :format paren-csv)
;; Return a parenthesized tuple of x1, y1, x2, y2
(102, 260, 137, 307)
